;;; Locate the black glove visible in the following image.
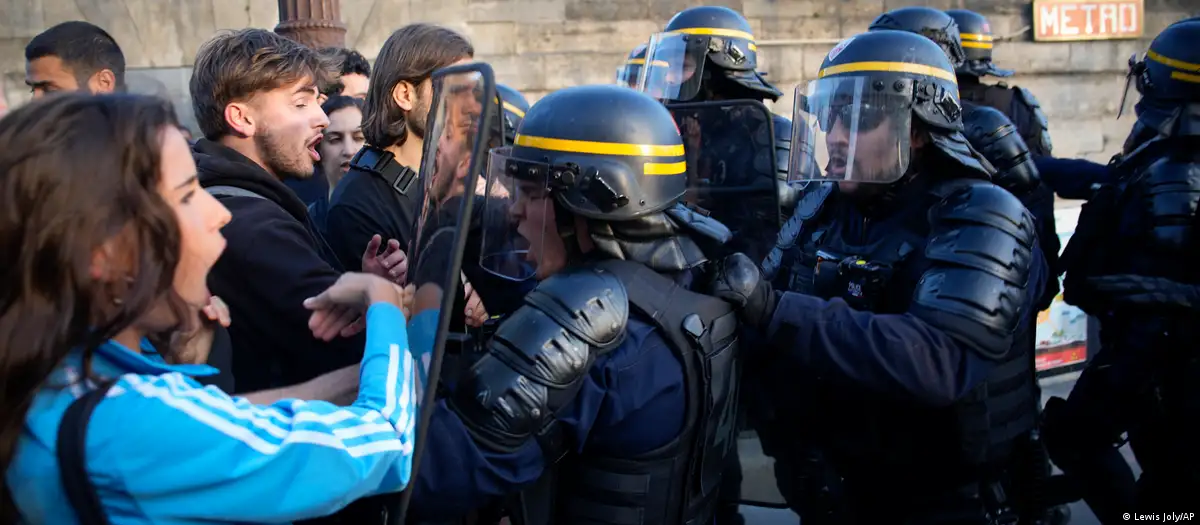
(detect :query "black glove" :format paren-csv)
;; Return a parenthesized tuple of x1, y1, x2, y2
(1086, 274, 1200, 310)
(710, 252, 778, 329)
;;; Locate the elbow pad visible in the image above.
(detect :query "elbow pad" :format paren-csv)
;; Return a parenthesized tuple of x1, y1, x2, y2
(448, 267, 628, 453)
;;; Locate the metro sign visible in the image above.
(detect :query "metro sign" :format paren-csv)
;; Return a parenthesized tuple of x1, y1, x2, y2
(1033, 0, 1144, 41)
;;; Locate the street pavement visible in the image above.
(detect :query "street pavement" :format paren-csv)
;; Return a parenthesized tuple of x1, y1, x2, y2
(735, 371, 1140, 524)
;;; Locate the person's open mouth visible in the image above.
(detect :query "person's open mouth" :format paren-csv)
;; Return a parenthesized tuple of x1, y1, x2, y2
(306, 135, 322, 162)
(826, 154, 847, 176)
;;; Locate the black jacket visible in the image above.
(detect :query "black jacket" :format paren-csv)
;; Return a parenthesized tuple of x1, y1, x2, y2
(194, 139, 361, 393)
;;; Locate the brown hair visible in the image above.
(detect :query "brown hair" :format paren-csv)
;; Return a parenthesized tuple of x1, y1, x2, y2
(190, 28, 337, 140)
(0, 93, 187, 519)
(362, 24, 474, 148)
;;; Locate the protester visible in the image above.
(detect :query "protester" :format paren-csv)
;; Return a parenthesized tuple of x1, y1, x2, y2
(306, 95, 366, 230)
(292, 48, 373, 206)
(188, 28, 405, 395)
(0, 93, 418, 524)
(326, 24, 474, 271)
(320, 47, 372, 100)
(318, 95, 366, 190)
(24, 21, 125, 98)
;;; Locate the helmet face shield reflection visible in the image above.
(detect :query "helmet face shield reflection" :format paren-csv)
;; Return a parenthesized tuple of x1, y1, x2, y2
(789, 76, 913, 185)
(638, 32, 707, 102)
(616, 62, 643, 89)
(479, 147, 549, 282)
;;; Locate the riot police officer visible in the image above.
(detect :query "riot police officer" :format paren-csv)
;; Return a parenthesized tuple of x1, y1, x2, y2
(638, 5, 796, 259)
(408, 84, 745, 525)
(869, 6, 1061, 313)
(616, 43, 649, 89)
(946, 9, 1054, 156)
(865, 13, 1064, 523)
(722, 30, 1048, 523)
(496, 83, 529, 145)
(1041, 18, 1200, 520)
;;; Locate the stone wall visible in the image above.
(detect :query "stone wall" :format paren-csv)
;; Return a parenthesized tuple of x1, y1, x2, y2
(2, 0, 1197, 161)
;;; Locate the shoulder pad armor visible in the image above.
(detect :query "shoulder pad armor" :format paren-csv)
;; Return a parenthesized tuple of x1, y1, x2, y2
(912, 181, 1037, 361)
(961, 104, 1042, 196)
(1012, 86, 1054, 156)
(1141, 157, 1200, 253)
(449, 267, 629, 452)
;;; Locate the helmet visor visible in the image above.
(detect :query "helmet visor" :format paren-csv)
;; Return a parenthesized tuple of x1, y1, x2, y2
(616, 62, 643, 89)
(638, 32, 707, 102)
(479, 147, 550, 282)
(789, 76, 913, 184)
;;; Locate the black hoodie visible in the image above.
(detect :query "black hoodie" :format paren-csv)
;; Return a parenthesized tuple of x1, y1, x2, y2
(194, 139, 361, 393)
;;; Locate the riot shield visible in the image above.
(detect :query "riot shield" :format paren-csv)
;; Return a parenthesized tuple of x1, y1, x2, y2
(665, 100, 782, 262)
(390, 62, 498, 524)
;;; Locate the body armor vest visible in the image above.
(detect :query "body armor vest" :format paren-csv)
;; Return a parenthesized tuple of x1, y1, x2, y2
(510, 259, 742, 525)
(776, 180, 1039, 486)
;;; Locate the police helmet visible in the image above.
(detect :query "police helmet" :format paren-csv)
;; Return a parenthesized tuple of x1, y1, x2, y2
(945, 9, 1014, 78)
(495, 83, 529, 145)
(1127, 18, 1200, 135)
(479, 85, 705, 279)
(616, 44, 650, 89)
(788, 30, 991, 186)
(869, 7, 968, 70)
(1134, 18, 1200, 103)
(641, 6, 782, 102)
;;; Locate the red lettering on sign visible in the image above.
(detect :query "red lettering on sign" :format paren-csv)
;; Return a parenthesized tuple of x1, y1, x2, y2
(1033, 0, 1144, 41)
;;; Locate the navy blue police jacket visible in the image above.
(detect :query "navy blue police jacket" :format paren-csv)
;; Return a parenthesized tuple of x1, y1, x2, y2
(763, 202, 1049, 408)
(409, 314, 685, 520)
(1033, 156, 1113, 200)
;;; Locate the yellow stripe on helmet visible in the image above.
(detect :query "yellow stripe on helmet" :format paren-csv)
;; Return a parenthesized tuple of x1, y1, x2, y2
(1170, 70, 1200, 84)
(817, 61, 958, 83)
(1147, 50, 1200, 72)
(501, 101, 526, 118)
(961, 41, 994, 50)
(624, 58, 670, 67)
(960, 33, 994, 42)
(514, 134, 685, 157)
(643, 160, 687, 176)
(668, 27, 755, 42)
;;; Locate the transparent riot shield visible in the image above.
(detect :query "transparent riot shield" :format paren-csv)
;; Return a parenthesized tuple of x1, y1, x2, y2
(390, 62, 498, 524)
(665, 100, 782, 262)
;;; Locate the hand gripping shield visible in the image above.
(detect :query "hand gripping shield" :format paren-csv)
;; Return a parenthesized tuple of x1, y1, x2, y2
(667, 99, 781, 260)
(390, 62, 498, 524)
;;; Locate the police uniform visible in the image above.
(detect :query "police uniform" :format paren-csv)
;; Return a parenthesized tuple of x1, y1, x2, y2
(1042, 18, 1200, 520)
(720, 30, 1048, 523)
(946, 9, 1054, 156)
(409, 84, 744, 525)
(870, 6, 1062, 314)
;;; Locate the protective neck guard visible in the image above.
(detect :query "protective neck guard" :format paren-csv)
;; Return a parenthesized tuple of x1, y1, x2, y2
(585, 204, 732, 273)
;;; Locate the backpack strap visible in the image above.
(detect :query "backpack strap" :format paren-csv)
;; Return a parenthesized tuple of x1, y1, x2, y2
(349, 146, 418, 197)
(56, 381, 117, 525)
(593, 259, 736, 354)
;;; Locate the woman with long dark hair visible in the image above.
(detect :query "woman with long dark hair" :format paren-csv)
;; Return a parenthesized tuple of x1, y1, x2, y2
(0, 93, 418, 524)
